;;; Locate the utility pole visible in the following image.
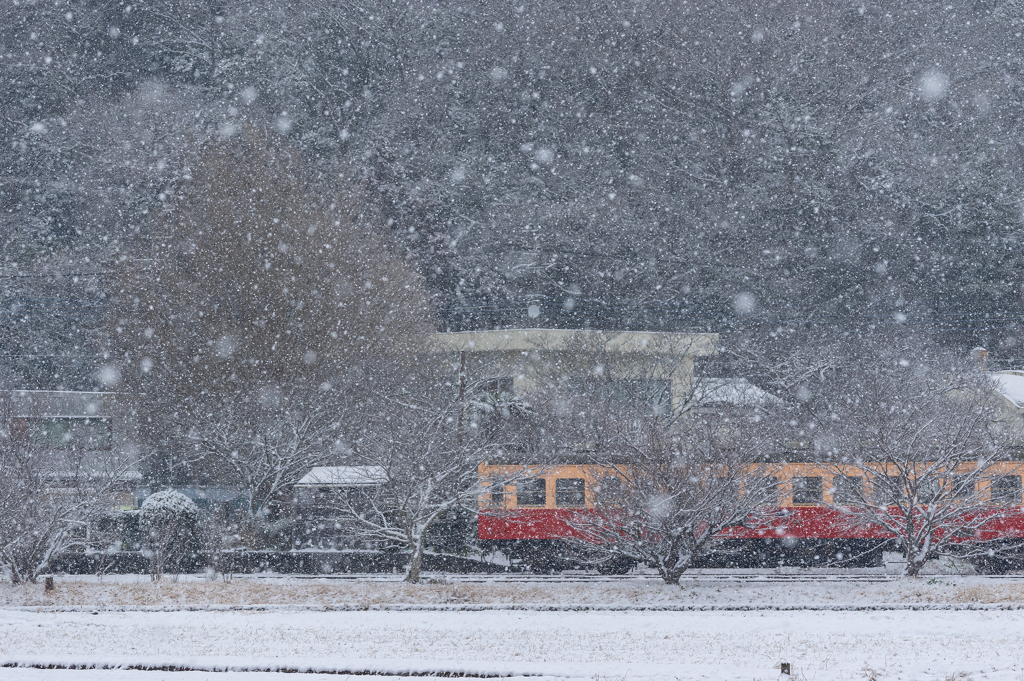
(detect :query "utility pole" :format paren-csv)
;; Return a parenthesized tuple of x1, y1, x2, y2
(457, 350, 467, 446)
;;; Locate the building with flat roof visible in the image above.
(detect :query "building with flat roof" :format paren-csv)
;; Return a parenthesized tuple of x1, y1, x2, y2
(3, 390, 139, 508)
(5, 390, 124, 453)
(425, 329, 718, 412)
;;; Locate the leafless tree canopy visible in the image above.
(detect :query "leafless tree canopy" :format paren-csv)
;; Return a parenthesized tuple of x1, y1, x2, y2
(816, 344, 1019, 576)
(550, 380, 783, 584)
(331, 368, 533, 583)
(0, 396, 133, 583)
(111, 128, 434, 518)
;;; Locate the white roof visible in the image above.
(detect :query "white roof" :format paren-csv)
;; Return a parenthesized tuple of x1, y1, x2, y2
(696, 378, 781, 408)
(295, 466, 387, 487)
(992, 371, 1024, 409)
(426, 329, 717, 356)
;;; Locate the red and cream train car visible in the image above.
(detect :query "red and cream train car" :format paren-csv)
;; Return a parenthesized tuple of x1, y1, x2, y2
(478, 460, 1024, 573)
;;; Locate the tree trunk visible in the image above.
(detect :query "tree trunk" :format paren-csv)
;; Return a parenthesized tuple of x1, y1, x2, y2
(405, 539, 426, 583)
(656, 556, 691, 584)
(661, 568, 686, 585)
(150, 548, 164, 582)
(655, 542, 695, 584)
(904, 557, 925, 577)
(903, 543, 926, 577)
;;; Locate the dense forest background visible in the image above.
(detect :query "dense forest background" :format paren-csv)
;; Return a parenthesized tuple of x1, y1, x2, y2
(3, 0, 1024, 390)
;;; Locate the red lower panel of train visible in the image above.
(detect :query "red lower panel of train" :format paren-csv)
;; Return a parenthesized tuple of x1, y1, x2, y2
(479, 507, 1024, 543)
(479, 507, 1024, 572)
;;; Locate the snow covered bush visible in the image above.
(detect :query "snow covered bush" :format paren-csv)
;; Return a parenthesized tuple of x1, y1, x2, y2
(140, 490, 204, 579)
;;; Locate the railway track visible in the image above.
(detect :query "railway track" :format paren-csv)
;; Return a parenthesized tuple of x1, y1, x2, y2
(229, 570, 1024, 583)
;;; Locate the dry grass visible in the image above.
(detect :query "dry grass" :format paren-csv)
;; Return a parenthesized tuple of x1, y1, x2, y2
(953, 583, 1024, 603)
(0, 575, 1023, 608)
(0, 578, 681, 608)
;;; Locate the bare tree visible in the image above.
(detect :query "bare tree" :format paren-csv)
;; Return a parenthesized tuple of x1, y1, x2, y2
(184, 402, 338, 524)
(331, 366, 532, 583)
(0, 396, 133, 583)
(823, 352, 1019, 577)
(0, 444, 84, 584)
(560, 400, 783, 585)
(728, 335, 845, 406)
(110, 128, 434, 536)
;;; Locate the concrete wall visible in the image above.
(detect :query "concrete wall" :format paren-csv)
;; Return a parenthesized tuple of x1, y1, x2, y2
(425, 329, 718, 411)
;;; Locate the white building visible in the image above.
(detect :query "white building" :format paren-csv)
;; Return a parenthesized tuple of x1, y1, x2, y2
(424, 329, 718, 412)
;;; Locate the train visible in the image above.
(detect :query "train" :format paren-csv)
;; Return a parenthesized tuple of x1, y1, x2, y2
(477, 460, 1024, 573)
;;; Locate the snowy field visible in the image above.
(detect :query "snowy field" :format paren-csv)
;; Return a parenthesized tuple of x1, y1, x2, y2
(3, 574, 1024, 680)
(3, 608, 1024, 680)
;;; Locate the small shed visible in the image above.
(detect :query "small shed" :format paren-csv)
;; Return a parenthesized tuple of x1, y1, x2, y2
(293, 466, 388, 550)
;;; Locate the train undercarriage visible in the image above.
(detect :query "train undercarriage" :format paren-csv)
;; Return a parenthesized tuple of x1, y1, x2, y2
(482, 537, 1024, 574)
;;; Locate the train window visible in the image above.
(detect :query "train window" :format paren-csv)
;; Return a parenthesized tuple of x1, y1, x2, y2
(991, 476, 1022, 505)
(832, 476, 863, 505)
(791, 477, 822, 505)
(516, 478, 547, 507)
(919, 479, 942, 503)
(556, 478, 586, 507)
(594, 476, 625, 506)
(751, 477, 778, 506)
(871, 475, 903, 505)
(947, 475, 974, 500)
(487, 485, 506, 508)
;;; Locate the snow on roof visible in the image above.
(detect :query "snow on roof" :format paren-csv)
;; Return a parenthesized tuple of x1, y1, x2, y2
(992, 371, 1024, 409)
(426, 329, 717, 356)
(295, 466, 387, 487)
(696, 378, 781, 408)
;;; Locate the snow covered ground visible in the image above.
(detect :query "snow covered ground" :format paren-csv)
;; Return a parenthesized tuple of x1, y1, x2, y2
(2, 574, 1024, 680)
(3, 608, 1024, 680)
